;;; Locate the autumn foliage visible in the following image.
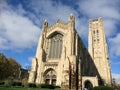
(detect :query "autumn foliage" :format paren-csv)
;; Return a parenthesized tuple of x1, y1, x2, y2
(0, 53, 21, 80)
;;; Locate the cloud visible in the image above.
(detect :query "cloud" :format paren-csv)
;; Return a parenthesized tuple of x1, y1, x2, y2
(27, 0, 77, 23)
(103, 19, 117, 37)
(77, 0, 120, 37)
(25, 0, 89, 39)
(75, 0, 120, 62)
(78, 0, 120, 19)
(23, 63, 31, 69)
(0, 1, 40, 50)
(112, 73, 120, 84)
(1, 0, 120, 61)
(110, 60, 120, 65)
(28, 56, 33, 62)
(109, 34, 120, 57)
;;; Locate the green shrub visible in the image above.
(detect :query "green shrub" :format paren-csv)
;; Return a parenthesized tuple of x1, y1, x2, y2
(4, 80, 13, 87)
(55, 85, 61, 88)
(22, 82, 28, 88)
(92, 86, 113, 90)
(0, 81, 4, 85)
(48, 85, 55, 89)
(40, 84, 55, 89)
(28, 83, 36, 88)
(12, 82, 22, 86)
(36, 84, 41, 88)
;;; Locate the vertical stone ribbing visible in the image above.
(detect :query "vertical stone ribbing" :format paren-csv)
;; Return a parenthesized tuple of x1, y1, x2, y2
(88, 18, 112, 85)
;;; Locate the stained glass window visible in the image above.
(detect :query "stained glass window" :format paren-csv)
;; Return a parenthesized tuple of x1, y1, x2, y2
(48, 33, 63, 59)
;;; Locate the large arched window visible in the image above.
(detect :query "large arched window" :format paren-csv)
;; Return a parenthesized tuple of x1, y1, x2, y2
(48, 33, 63, 59)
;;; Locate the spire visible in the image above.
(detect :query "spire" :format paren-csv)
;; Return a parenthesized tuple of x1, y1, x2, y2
(43, 19, 48, 27)
(42, 19, 48, 32)
(68, 13, 75, 22)
(41, 19, 48, 38)
(98, 17, 102, 21)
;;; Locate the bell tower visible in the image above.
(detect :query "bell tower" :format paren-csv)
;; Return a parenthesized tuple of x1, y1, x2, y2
(88, 17, 111, 85)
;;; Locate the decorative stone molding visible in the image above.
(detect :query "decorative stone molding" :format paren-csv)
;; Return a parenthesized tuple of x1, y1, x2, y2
(47, 21, 68, 33)
(44, 62, 58, 66)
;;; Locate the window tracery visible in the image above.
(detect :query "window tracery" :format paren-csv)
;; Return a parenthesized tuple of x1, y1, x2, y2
(48, 33, 63, 59)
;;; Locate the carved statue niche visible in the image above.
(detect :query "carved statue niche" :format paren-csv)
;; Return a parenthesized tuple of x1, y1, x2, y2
(42, 49, 47, 62)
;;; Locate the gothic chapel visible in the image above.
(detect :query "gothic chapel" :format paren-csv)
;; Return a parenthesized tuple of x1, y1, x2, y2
(28, 14, 111, 89)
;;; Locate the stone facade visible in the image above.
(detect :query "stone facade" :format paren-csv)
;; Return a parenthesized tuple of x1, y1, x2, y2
(28, 14, 111, 89)
(88, 18, 112, 85)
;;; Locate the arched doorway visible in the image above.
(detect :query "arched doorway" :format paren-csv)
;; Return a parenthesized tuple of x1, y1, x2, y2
(43, 68, 56, 85)
(84, 80, 93, 90)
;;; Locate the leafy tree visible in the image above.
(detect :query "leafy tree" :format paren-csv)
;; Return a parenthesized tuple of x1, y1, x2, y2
(7, 58, 21, 79)
(0, 53, 21, 80)
(0, 53, 10, 80)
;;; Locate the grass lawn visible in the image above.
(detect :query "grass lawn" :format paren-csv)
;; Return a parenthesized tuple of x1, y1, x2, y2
(0, 87, 55, 90)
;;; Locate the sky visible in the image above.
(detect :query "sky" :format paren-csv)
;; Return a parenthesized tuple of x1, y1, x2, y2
(0, 0, 120, 84)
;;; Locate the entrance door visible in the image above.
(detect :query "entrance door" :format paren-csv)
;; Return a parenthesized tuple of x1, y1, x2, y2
(84, 80, 93, 90)
(45, 79, 50, 84)
(52, 79, 56, 85)
(44, 68, 56, 85)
